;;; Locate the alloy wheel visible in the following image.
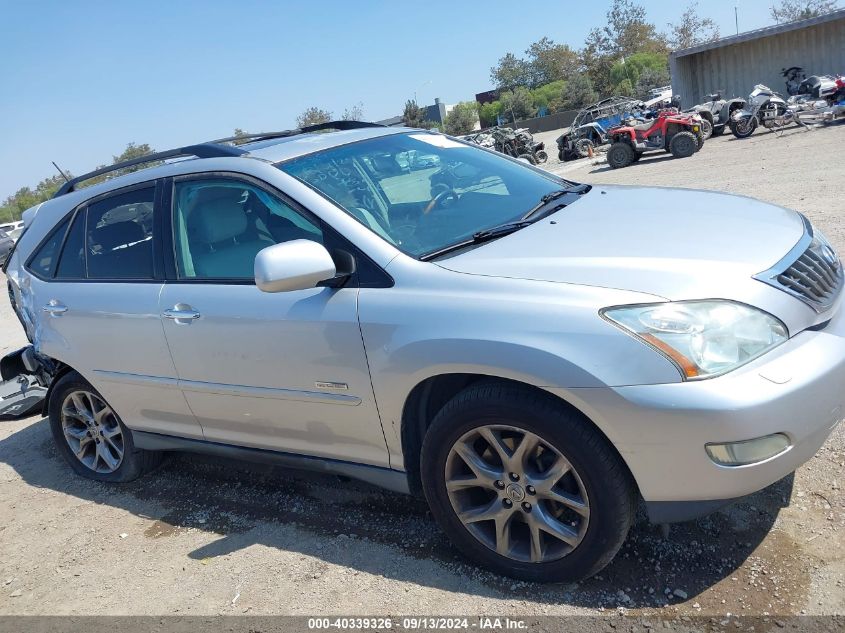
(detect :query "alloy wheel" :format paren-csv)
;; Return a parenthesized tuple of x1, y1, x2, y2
(60, 390, 124, 473)
(444, 424, 590, 563)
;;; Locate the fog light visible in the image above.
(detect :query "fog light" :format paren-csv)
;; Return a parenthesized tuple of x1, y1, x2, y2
(705, 433, 791, 466)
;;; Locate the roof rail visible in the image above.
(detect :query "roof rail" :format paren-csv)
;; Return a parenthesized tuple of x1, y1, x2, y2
(53, 121, 386, 198)
(211, 120, 386, 145)
(53, 143, 248, 198)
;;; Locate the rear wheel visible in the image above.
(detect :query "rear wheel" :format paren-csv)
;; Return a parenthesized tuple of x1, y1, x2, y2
(669, 131, 697, 158)
(535, 150, 548, 163)
(48, 371, 160, 482)
(421, 383, 637, 582)
(606, 142, 635, 169)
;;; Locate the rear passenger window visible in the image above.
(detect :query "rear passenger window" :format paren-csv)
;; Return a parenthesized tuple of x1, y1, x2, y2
(55, 211, 86, 279)
(86, 188, 155, 279)
(29, 216, 71, 278)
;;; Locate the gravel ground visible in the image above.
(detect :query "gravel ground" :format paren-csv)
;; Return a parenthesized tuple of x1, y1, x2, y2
(1, 123, 844, 618)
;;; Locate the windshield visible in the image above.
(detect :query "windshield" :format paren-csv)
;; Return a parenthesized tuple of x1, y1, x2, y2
(278, 132, 575, 258)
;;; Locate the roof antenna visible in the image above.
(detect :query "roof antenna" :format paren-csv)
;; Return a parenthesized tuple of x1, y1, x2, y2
(51, 161, 71, 184)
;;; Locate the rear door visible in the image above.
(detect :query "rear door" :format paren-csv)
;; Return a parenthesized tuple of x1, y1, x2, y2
(157, 174, 389, 467)
(28, 183, 201, 438)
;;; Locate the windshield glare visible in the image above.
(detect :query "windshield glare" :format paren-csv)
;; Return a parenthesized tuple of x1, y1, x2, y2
(278, 132, 568, 258)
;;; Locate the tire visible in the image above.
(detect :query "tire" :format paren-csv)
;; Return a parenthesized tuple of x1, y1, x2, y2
(518, 153, 537, 165)
(730, 116, 757, 139)
(606, 142, 635, 169)
(535, 150, 548, 164)
(48, 371, 161, 483)
(694, 129, 704, 151)
(669, 131, 697, 158)
(420, 383, 637, 583)
(574, 138, 594, 158)
(699, 118, 713, 140)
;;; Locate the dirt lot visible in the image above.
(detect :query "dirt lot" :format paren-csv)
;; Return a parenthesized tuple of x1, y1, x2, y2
(1, 124, 844, 618)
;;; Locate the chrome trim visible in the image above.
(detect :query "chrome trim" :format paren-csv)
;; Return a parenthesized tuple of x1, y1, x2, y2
(754, 215, 843, 313)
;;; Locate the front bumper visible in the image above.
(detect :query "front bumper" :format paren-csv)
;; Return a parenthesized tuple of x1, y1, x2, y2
(558, 306, 845, 522)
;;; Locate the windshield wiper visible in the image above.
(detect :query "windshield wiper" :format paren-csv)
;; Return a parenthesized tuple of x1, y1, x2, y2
(521, 183, 591, 221)
(420, 184, 592, 262)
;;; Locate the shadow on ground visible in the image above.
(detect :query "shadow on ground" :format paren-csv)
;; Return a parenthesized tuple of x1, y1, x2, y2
(1, 416, 796, 609)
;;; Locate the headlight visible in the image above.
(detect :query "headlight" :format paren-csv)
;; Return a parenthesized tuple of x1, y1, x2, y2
(602, 300, 788, 380)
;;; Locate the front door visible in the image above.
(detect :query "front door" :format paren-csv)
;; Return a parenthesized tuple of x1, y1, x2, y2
(158, 175, 389, 467)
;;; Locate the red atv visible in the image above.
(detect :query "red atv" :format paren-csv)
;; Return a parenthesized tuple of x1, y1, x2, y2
(605, 110, 704, 169)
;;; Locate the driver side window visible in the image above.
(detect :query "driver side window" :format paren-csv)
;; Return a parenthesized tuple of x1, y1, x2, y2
(172, 178, 322, 280)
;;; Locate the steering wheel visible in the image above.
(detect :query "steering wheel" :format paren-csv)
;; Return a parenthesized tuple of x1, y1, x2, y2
(423, 187, 459, 214)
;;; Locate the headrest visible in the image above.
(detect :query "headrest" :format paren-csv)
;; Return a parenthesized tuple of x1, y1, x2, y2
(92, 221, 145, 251)
(190, 188, 248, 244)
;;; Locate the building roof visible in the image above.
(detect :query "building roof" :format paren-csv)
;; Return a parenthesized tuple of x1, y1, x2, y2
(671, 8, 845, 59)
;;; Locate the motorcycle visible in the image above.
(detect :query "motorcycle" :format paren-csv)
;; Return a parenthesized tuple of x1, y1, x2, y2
(730, 84, 807, 138)
(781, 67, 845, 126)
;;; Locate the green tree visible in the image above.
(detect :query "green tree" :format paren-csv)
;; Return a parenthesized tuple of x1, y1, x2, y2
(770, 0, 838, 22)
(609, 51, 669, 91)
(561, 74, 599, 110)
(582, 0, 667, 94)
(525, 38, 580, 87)
(402, 99, 437, 129)
(499, 87, 536, 121)
(1, 174, 73, 221)
(531, 80, 567, 112)
(296, 107, 333, 128)
(490, 52, 531, 91)
(478, 101, 503, 127)
(668, 2, 720, 49)
(634, 66, 671, 96)
(443, 101, 479, 135)
(341, 102, 365, 121)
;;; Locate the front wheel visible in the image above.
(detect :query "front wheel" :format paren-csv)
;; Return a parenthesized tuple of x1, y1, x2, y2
(699, 118, 713, 140)
(48, 371, 161, 482)
(420, 383, 637, 582)
(574, 138, 595, 158)
(669, 131, 698, 158)
(730, 116, 757, 138)
(606, 142, 635, 169)
(535, 150, 548, 163)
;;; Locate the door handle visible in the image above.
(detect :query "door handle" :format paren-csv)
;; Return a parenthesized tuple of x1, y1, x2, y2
(163, 307, 201, 321)
(42, 300, 68, 316)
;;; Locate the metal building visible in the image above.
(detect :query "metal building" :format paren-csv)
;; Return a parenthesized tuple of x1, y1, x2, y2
(670, 9, 845, 108)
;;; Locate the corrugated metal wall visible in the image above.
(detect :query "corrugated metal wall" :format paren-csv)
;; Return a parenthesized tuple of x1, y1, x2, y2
(671, 16, 845, 108)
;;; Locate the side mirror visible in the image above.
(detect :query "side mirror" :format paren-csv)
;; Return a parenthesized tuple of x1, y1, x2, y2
(254, 240, 336, 293)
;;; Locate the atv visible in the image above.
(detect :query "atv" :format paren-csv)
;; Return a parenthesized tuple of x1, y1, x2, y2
(685, 92, 747, 138)
(605, 110, 703, 169)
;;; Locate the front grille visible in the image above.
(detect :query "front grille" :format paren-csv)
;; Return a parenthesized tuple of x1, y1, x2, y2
(772, 239, 843, 311)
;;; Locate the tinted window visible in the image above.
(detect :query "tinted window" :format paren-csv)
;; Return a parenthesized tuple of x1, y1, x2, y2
(172, 178, 322, 279)
(29, 216, 71, 278)
(86, 188, 155, 279)
(55, 211, 86, 279)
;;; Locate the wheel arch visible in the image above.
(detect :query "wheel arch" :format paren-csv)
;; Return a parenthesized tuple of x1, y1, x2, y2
(41, 360, 75, 417)
(399, 373, 639, 500)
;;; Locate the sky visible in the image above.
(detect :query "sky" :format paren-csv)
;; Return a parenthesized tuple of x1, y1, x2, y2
(0, 0, 777, 199)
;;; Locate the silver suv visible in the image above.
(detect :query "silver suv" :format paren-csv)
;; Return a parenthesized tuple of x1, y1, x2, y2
(3, 121, 843, 582)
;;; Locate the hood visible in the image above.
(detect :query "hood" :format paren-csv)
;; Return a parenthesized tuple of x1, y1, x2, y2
(436, 185, 805, 301)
